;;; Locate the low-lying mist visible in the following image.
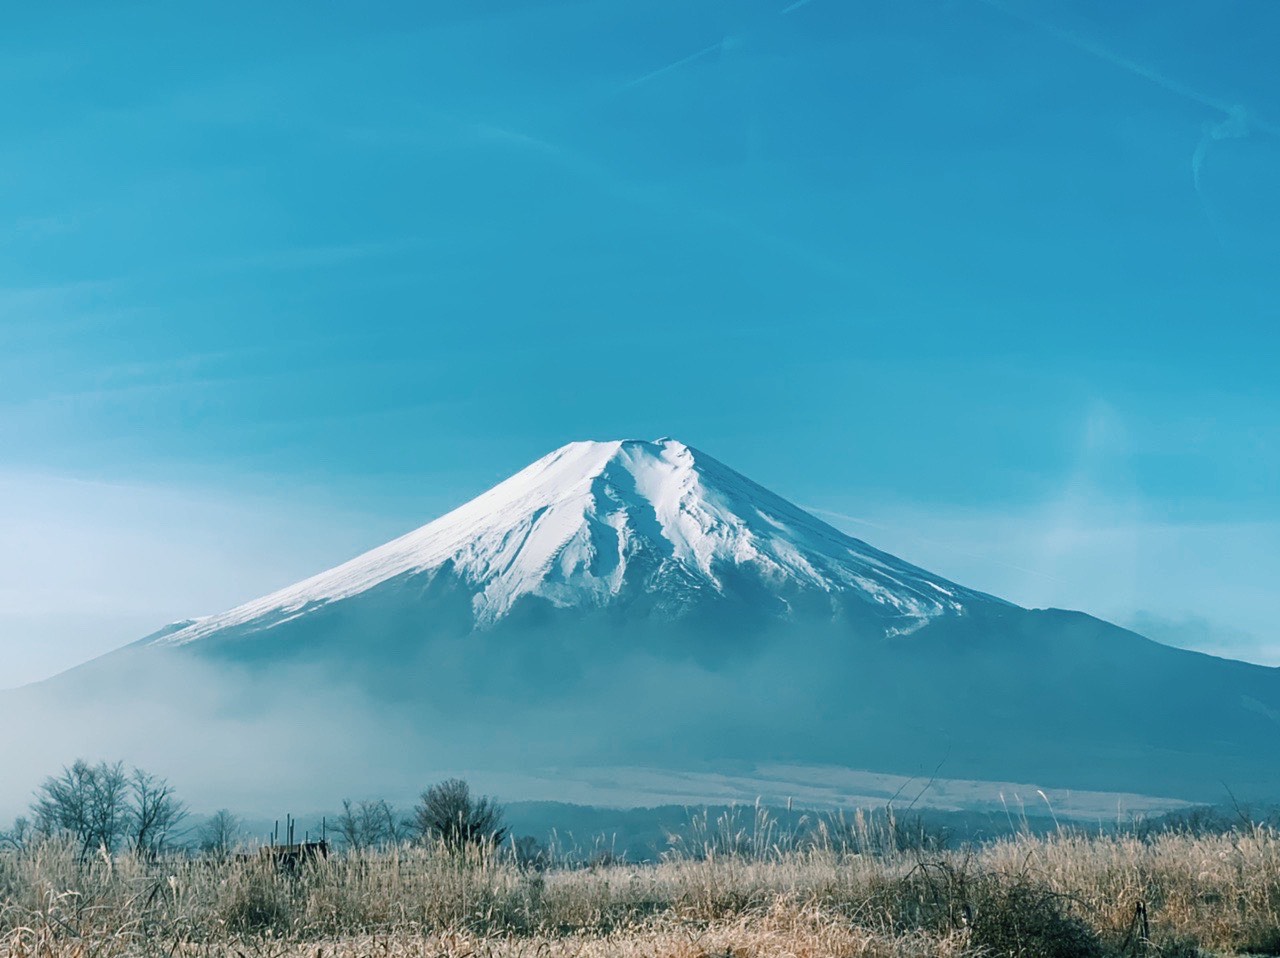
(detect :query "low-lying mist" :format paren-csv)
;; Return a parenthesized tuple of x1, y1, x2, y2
(3, 587, 1280, 820)
(0, 617, 846, 818)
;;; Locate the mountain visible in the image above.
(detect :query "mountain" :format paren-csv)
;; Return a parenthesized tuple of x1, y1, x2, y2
(4, 438, 1279, 811)
(150, 438, 1001, 650)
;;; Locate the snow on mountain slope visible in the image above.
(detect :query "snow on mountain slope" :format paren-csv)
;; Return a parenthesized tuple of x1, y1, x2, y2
(152, 438, 1004, 649)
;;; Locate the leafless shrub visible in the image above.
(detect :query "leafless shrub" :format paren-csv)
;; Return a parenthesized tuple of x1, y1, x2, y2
(967, 877, 1104, 958)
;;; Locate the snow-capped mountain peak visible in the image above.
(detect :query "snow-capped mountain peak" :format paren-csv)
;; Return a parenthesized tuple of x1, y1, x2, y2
(153, 438, 998, 648)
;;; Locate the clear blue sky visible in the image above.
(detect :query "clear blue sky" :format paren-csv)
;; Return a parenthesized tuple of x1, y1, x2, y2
(2, 0, 1277, 685)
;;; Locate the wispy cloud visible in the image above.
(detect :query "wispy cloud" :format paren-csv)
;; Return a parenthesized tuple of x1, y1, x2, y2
(1192, 104, 1250, 244)
(1192, 106, 1250, 194)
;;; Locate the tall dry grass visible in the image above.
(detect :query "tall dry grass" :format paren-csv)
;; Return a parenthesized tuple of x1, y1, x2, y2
(2, 818, 1279, 957)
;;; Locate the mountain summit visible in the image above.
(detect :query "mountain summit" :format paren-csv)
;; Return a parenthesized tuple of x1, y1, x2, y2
(152, 438, 999, 650)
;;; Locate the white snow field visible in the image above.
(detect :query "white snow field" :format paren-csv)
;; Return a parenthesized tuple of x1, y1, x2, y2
(152, 438, 1003, 649)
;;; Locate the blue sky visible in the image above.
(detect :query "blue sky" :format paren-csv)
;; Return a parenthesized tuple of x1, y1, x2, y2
(1, 0, 1277, 685)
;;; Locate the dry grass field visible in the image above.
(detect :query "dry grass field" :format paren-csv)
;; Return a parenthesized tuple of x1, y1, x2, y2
(3, 814, 1279, 957)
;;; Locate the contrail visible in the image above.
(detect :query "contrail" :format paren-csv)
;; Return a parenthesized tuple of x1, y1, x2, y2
(974, 0, 1278, 136)
(973, 0, 1276, 241)
(623, 40, 724, 90)
(977, 0, 1231, 112)
(787, 0, 1276, 139)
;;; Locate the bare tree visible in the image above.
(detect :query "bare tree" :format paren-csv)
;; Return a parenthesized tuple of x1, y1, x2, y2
(32, 760, 130, 857)
(409, 779, 506, 851)
(0, 817, 30, 851)
(30, 760, 187, 859)
(197, 809, 242, 860)
(32, 761, 91, 848)
(128, 768, 187, 858)
(335, 799, 402, 851)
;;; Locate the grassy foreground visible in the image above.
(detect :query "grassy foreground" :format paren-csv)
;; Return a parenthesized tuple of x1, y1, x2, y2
(3, 822, 1280, 957)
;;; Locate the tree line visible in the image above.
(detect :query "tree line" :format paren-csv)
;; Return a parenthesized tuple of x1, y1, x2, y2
(0, 760, 516, 861)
